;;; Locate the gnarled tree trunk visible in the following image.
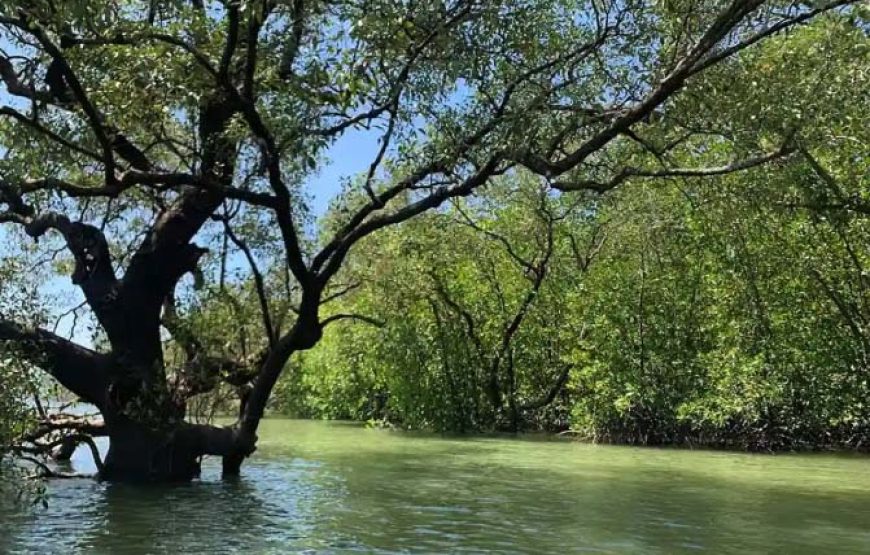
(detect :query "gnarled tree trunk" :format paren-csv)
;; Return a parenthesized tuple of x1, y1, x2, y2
(100, 414, 236, 482)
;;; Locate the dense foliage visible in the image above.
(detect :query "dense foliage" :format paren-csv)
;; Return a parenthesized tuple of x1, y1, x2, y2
(269, 18, 870, 450)
(0, 251, 42, 493)
(0, 0, 864, 487)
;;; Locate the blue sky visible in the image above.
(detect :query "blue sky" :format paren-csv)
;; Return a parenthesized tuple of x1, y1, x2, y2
(306, 127, 382, 215)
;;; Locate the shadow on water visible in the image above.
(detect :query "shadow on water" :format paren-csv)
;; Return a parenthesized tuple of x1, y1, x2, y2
(3, 420, 870, 554)
(2, 456, 349, 554)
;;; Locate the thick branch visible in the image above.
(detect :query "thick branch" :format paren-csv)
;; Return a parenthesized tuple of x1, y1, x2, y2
(278, 0, 305, 79)
(519, 0, 768, 177)
(11, 212, 125, 338)
(0, 319, 109, 405)
(23, 415, 107, 442)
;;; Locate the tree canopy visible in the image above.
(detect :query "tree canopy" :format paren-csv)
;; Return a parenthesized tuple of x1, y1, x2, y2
(0, 0, 865, 482)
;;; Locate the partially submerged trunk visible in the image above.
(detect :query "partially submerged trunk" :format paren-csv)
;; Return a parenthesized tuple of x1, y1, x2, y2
(101, 424, 202, 482)
(81, 310, 318, 483)
(50, 370, 244, 482)
(1, 314, 256, 482)
(100, 409, 237, 482)
(4, 274, 321, 482)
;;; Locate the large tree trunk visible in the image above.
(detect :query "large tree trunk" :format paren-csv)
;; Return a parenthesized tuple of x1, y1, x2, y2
(101, 423, 201, 482)
(1, 317, 245, 483)
(99, 405, 237, 482)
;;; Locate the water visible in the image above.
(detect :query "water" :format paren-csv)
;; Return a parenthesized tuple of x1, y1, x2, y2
(2, 419, 870, 554)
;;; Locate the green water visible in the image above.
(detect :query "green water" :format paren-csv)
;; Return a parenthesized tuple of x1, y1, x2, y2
(2, 420, 870, 554)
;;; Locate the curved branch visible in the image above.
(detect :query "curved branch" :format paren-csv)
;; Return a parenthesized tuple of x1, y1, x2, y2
(76, 433, 105, 473)
(452, 202, 534, 270)
(688, 0, 861, 77)
(431, 274, 487, 363)
(19, 213, 123, 337)
(518, 0, 783, 177)
(317, 157, 505, 284)
(23, 415, 107, 442)
(519, 365, 573, 411)
(8, 170, 278, 208)
(552, 144, 795, 193)
(0, 105, 103, 160)
(321, 313, 385, 329)
(0, 319, 109, 406)
(18, 455, 95, 479)
(216, 214, 275, 346)
(0, 56, 52, 101)
(22, 21, 117, 178)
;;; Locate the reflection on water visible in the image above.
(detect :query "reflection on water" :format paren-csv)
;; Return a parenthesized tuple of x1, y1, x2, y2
(2, 420, 870, 554)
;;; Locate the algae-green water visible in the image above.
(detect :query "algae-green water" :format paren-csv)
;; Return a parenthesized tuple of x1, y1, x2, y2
(3, 419, 870, 553)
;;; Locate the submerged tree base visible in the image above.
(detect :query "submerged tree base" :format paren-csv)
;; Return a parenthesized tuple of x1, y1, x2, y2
(97, 420, 251, 483)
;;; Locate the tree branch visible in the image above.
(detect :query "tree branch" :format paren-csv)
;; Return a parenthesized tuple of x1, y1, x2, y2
(688, 0, 861, 77)
(519, 364, 573, 411)
(321, 313, 385, 329)
(518, 0, 770, 177)
(216, 214, 276, 346)
(0, 319, 109, 406)
(552, 143, 795, 192)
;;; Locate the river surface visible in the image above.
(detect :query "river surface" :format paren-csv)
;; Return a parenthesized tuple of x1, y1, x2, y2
(2, 419, 870, 554)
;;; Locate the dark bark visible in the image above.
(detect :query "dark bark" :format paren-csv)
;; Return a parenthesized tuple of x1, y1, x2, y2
(519, 364, 573, 412)
(221, 289, 323, 476)
(71, 92, 243, 482)
(99, 409, 236, 482)
(52, 435, 79, 461)
(0, 320, 109, 406)
(7, 89, 243, 482)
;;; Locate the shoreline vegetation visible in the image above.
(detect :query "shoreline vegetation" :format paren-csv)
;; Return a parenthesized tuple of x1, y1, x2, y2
(205, 413, 870, 456)
(1, 2, 868, 486)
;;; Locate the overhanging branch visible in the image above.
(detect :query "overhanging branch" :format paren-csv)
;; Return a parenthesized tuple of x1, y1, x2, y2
(0, 319, 109, 406)
(552, 144, 795, 193)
